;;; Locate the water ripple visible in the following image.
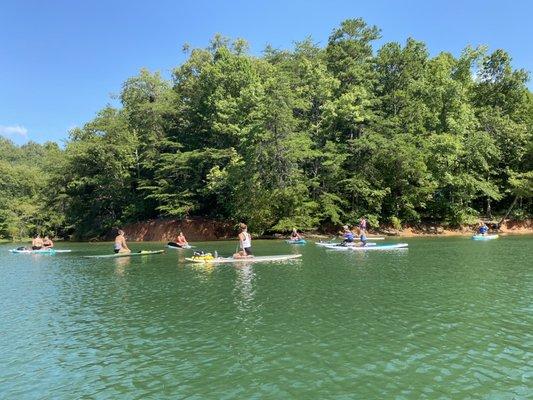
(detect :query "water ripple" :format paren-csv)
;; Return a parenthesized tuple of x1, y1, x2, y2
(0, 238, 531, 398)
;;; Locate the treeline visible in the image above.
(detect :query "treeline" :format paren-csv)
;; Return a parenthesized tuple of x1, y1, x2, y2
(1, 19, 532, 239)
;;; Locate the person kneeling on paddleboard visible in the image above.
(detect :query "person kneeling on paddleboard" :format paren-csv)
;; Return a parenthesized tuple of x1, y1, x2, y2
(478, 222, 489, 236)
(357, 227, 368, 247)
(114, 230, 131, 254)
(340, 225, 355, 245)
(238, 223, 253, 256)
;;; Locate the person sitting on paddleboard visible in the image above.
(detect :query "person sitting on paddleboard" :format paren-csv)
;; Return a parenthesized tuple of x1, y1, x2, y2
(290, 228, 302, 240)
(114, 230, 131, 254)
(176, 231, 189, 247)
(32, 234, 44, 250)
(238, 223, 253, 256)
(340, 225, 355, 245)
(478, 222, 489, 235)
(42, 236, 54, 248)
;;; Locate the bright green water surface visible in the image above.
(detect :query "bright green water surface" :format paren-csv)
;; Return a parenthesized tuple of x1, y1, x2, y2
(1, 237, 531, 399)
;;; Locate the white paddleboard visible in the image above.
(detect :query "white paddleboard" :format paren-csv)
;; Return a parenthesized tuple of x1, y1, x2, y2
(186, 254, 302, 264)
(322, 242, 378, 250)
(84, 250, 165, 259)
(325, 243, 408, 251)
(472, 234, 499, 240)
(9, 248, 72, 254)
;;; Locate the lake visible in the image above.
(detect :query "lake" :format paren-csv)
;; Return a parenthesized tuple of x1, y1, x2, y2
(0, 236, 531, 399)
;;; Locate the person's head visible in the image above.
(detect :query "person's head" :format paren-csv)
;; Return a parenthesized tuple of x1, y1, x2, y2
(292, 228, 297, 233)
(44, 236, 49, 240)
(35, 234, 41, 238)
(118, 229, 124, 236)
(343, 225, 349, 231)
(239, 223, 247, 232)
(179, 231, 183, 236)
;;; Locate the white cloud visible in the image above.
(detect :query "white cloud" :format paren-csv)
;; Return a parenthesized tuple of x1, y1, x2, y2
(0, 125, 28, 139)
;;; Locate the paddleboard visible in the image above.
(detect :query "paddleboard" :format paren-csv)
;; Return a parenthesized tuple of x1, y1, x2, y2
(322, 242, 378, 249)
(325, 243, 408, 251)
(9, 248, 71, 254)
(472, 234, 499, 240)
(167, 242, 193, 249)
(84, 250, 165, 259)
(286, 239, 307, 244)
(186, 254, 303, 264)
(316, 242, 376, 247)
(316, 237, 385, 246)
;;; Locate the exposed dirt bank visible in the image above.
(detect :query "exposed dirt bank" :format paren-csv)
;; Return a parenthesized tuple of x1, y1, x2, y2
(120, 218, 533, 241)
(122, 218, 236, 242)
(375, 219, 533, 237)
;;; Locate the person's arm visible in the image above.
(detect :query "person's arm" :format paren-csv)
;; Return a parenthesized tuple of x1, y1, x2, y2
(121, 237, 130, 251)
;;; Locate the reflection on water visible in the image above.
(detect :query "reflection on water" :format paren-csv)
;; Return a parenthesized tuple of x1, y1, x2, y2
(114, 256, 131, 275)
(191, 262, 217, 276)
(234, 264, 255, 310)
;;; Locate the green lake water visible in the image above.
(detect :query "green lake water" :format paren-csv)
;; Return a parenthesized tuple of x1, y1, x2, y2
(1, 237, 531, 399)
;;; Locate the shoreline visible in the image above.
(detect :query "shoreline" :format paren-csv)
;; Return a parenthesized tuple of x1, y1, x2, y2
(4, 219, 531, 243)
(119, 218, 533, 242)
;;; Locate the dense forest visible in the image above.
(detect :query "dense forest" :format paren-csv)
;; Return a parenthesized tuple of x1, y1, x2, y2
(1, 19, 532, 239)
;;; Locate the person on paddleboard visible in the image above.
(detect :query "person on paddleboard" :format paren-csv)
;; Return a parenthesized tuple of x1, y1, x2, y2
(359, 217, 367, 232)
(32, 234, 44, 250)
(114, 230, 131, 254)
(356, 227, 368, 247)
(238, 223, 253, 256)
(290, 228, 302, 241)
(478, 222, 489, 235)
(340, 225, 355, 245)
(42, 236, 54, 248)
(176, 231, 189, 247)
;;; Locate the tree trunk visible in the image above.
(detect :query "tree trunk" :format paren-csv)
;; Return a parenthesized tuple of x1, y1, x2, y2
(486, 197, 492, 219)
(498, 195, 519, 228)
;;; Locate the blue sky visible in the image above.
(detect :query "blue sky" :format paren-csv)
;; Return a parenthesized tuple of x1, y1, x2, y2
(1, 0, 532, 145)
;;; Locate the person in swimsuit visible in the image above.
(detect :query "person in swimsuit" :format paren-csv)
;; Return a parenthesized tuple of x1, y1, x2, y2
(32, 235, 44, 250)
(42, 236, 54, 248)
(290, 228, 302, 240)
(176, 232, 189, 247)
(114, 230, 131, 254)
(238, 223, 253, 256)
(478, 222, 489, 235)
